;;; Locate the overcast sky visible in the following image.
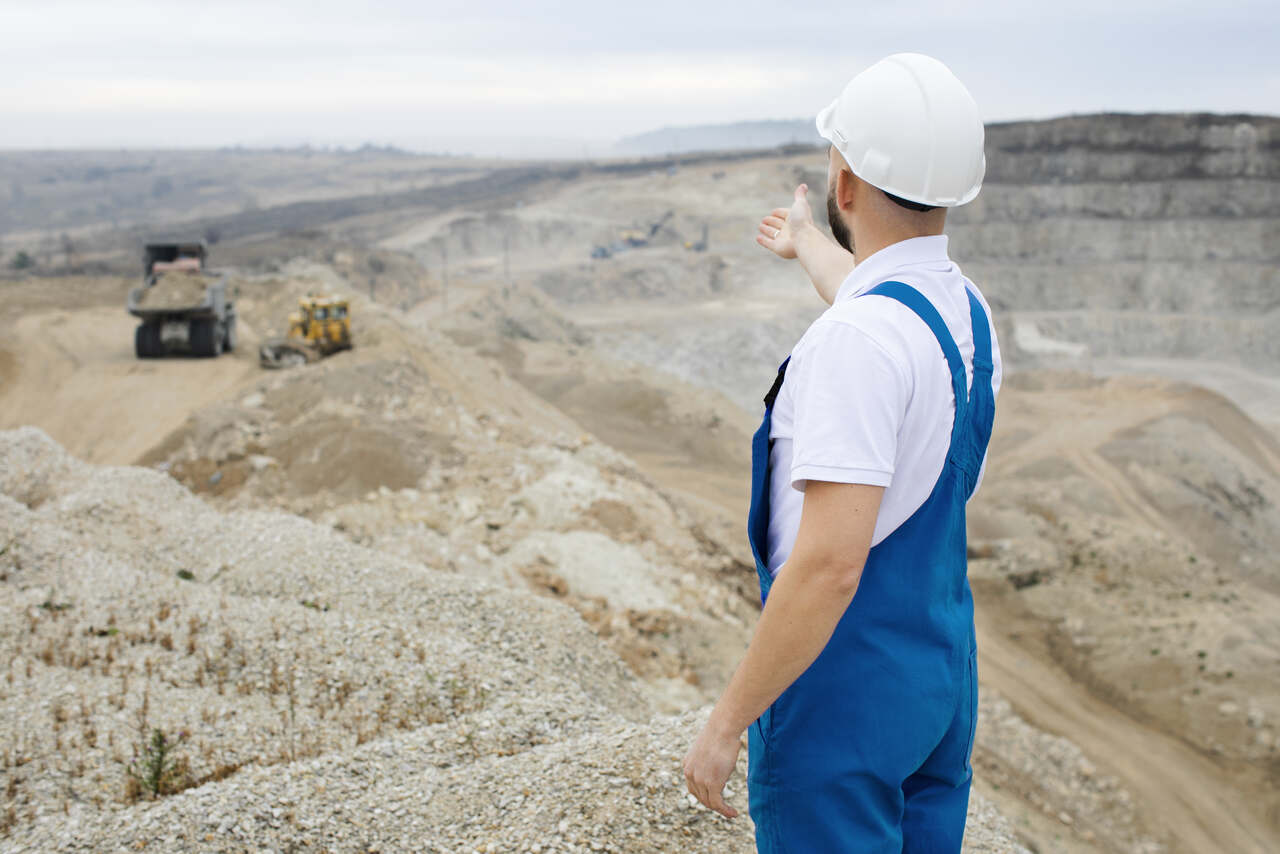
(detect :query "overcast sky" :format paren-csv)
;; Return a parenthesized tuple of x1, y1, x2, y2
(3, 0, 1277, 156)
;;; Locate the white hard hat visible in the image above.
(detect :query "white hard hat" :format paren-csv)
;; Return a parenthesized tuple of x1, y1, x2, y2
(816, 53, 985, 208)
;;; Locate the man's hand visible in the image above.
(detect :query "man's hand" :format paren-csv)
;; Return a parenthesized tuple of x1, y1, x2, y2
(683, 717, 742, 818)
(757, 183, 854, 305)
(756, 184, 815, 260)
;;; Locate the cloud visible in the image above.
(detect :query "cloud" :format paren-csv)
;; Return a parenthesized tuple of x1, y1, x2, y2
(1, 0, 1276, 151)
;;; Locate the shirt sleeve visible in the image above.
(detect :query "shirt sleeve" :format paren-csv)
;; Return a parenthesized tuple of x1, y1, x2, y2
(788, 318, 910, 491)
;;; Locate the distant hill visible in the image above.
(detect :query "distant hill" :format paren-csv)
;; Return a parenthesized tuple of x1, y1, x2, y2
(613, 119, 818, 156)
(614, 111, 1280, 160)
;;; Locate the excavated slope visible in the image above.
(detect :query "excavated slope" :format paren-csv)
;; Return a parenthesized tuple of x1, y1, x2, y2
(0, 427, 1026, 853)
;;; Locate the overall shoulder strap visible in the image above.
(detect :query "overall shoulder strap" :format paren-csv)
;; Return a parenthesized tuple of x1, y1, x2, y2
(862, 281, 970, 460)
(963, 289, 997, 498)
(967, 289, 993, 379)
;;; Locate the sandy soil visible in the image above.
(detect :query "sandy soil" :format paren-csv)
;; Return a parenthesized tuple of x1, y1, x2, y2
(623, 368, 1280, 854)
(974, 604, 1275, 853)
(5, 270, 1278, 853)
(0, 304, 260, 465)
(422, 271, 1279, 851)
(2, 127, 1276, 852)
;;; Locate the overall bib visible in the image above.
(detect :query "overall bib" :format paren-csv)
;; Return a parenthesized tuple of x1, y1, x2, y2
(746, 281, 995, 853)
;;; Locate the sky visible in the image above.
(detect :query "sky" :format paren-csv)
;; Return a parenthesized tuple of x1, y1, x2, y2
(2, 0, 1277, 157)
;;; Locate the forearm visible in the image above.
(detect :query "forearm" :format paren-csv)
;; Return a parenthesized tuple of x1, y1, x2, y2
(793, 223, 856, 305)
(705, 553, 861, 739)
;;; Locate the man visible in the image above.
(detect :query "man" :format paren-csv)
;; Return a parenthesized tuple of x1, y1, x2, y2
(683, 53, 1002, 852)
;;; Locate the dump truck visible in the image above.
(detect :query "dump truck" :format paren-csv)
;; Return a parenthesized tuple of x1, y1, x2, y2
(128, 241, 237, 358)
(258, 295, 353, 368)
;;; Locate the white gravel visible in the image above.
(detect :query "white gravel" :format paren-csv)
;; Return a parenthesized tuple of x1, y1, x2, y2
(0, 427, 1027, 852)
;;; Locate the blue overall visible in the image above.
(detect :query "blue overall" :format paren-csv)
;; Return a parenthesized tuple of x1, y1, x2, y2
(745, 281, 995, 853)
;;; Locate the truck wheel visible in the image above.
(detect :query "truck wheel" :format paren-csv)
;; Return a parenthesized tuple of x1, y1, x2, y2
(135, 323, 160, 358)
(223, 316, 237, 352)
(190, 319, 223, 357)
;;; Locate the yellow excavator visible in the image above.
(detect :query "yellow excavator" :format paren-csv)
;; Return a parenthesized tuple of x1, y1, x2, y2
(258, 295, 353, 368)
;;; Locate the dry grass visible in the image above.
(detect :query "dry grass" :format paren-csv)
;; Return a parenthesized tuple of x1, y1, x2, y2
(1, 587, 493, 824)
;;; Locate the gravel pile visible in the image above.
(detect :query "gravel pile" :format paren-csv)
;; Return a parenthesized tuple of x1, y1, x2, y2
(144, 284, 763, 708)
(18, 711, 1026, 854)
(1, 427, 1027, 852)
(134, 273, 217, 310)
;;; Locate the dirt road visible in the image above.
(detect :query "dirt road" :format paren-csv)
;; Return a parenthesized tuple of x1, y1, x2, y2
(975, 610, 1276, 853)
(0, 308, 259, 465)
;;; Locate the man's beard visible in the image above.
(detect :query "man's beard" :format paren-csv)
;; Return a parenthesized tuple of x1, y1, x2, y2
(827, 185, 853, 255)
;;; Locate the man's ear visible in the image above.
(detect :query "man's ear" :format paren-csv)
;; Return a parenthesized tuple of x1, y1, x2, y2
(835, 168, 858, 213)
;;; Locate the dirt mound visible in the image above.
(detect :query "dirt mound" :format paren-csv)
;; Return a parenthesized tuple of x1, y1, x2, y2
(133, 272, 217, 309)
(0, 427, 1026, 852)
(120, 270, 761, 712)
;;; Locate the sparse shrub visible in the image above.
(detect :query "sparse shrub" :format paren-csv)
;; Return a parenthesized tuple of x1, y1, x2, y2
(9, 250, 34, 271)
(124, 728, 192, 801)
(176, 569, 195, 581)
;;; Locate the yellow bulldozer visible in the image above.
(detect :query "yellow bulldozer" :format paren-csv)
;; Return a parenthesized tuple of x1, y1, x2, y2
(258, 295, 353, 368)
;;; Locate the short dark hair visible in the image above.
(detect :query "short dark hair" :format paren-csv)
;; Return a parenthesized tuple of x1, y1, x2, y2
(883, 190, 937, 213)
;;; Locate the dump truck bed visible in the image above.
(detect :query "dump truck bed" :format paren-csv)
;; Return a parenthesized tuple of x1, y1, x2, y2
(127, 271, 228, 320)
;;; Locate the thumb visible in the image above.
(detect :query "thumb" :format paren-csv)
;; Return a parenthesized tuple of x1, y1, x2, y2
(707, 787, 739, 819)
(794, 184, 808, 203)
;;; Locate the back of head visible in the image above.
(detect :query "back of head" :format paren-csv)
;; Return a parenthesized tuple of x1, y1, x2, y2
(816, 53, 985, 210)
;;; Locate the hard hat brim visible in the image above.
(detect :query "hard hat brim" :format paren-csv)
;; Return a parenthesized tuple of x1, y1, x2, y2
(815, 99, 842, 155)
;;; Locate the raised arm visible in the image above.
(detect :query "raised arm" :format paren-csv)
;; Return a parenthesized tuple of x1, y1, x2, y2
(757, 184, 856, 306)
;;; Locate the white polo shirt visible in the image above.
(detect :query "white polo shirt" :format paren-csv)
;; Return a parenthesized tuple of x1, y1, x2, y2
(766, 234, 1002, 576)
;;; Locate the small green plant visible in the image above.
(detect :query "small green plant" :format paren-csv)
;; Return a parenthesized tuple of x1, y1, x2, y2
(176, 569, 195, 581)
(121, 690, 193, 801)
(39, 600, 71, 612)
(125, 728, 192, 800)
(8, 250, 34, 271)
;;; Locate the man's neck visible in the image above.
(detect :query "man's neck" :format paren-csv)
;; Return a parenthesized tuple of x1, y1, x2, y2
(851, 220, 945, 266)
